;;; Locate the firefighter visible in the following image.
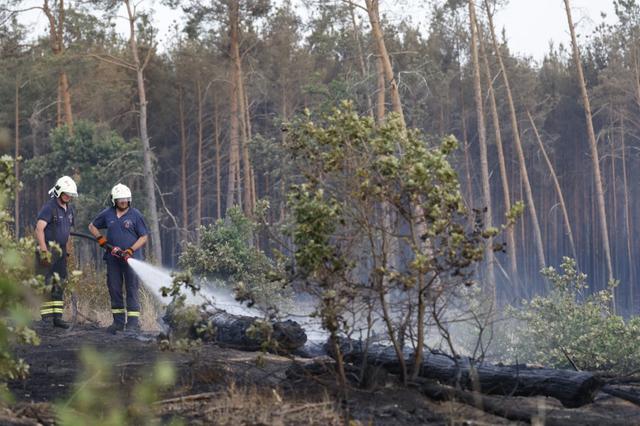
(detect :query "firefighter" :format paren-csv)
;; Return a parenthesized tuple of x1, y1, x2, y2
(88, 183, 148, 334)
(35, 175, 78, 329)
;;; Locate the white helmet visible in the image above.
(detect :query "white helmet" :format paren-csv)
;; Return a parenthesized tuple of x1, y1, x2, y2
(49, 176, 78, 198)
(111, 183, 132, 205)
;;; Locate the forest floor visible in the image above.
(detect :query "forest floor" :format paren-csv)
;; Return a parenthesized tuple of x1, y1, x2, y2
(3, 322, 640, 425)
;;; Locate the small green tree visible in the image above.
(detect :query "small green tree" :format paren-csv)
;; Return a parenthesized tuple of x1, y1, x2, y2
(0, 155, 41, 400)
(505, 257, 640, 373)
(286, 101, 519, 384)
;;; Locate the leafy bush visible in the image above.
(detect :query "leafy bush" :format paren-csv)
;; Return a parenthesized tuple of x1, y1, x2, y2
(505, 257, 640, 373)
(179, 206, 290, 313)
(0, 155, 42, 400)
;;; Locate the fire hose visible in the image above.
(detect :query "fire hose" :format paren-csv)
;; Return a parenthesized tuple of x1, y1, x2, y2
(70, 232, 133, 263)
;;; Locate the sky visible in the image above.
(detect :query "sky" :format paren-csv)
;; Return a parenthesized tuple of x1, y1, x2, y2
(491, 0, 617, 60)
(16, 0, 619, 62)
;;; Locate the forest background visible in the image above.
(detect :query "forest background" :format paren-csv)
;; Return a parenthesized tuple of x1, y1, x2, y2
(1, 0, 639, 315)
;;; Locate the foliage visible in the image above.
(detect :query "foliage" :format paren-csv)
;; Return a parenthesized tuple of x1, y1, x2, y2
(56, 347, 179, 426)
(179, 206, 290, 314)
(23, 121, 143, 228)
(504, 257, 640, 373)
(0, 155, 42, 401)
(285, 102, 515, 371)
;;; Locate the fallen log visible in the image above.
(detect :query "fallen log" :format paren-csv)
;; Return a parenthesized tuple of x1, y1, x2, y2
(418, 379, 625, 426)
(163, 305, 307, 354)
(335, 341, 601, 408)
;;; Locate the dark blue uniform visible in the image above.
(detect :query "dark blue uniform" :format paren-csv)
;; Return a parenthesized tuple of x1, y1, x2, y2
(92, 207, 148, 328)
(36, 198, 74, 321)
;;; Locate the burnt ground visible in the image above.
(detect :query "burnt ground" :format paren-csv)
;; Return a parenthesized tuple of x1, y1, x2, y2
(3, 322, 640, 425)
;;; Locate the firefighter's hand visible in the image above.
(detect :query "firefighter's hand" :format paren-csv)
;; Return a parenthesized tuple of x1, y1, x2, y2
(110, 246, 122, 257)
(97, 235, 107, 247)
(124, 248, 134, 258)
(38, 249, 51, 267)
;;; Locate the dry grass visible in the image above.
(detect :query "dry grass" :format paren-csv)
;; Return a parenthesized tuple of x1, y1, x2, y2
(156, 383, 346, 425)
(64, 265, 163, 331)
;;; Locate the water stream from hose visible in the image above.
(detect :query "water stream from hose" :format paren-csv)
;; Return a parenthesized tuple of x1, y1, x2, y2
(127, 259, 262, 317)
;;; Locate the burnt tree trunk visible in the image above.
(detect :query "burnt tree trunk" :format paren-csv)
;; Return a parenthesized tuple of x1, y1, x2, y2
(337, 342, 601, 408)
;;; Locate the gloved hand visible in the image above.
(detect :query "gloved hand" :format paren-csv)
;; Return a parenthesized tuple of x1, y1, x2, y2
(121, 248, 134, 262)
(39, 250, 51, 268)
(111, 246, 122, 257)
(97, 235, 107, 247)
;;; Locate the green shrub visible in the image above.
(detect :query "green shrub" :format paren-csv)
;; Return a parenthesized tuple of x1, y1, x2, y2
(505, 257, 640, 373)
(0, 155, 42, 401)
(179, 206, 290, 314)
(56, 347, 179, 426)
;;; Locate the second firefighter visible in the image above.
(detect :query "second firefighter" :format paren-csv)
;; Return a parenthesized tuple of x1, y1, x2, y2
(88, 183, 149, 334)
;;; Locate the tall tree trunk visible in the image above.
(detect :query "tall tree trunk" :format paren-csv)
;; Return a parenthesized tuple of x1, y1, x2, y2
(213, 95, 221, 221)
(621, 114, 634, 312)
(528, 112, 578, 263)
(125, 0, 162, 263)
(178, 87, 189, 240)
(196, 79, 204, 240)
(349, 3, 374, 118)
(243, 87, 257, 213)
(375, 55, 386, 123)
(43, 0, 73, 132)
(563, 0, 615, 294)
(364, 0, 404, 124)
(236, 44, 253, 215)
(476, 17, 518, 288)
(469, 0, 496, 298)
(226, 0, 242, 212)
(14, 77, 20, 238)
(485, 0, 546, 275)
(460, 87, 474, 212)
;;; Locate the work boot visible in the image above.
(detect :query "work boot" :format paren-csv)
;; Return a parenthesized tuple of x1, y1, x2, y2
(106, 323, 125, 335)
(52, 317, 70, 329)
(126, 322, 141, 335)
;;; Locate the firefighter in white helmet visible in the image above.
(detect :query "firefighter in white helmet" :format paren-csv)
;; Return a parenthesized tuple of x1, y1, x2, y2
(35, 176, 78, 329)
(88, 183, 149, 334)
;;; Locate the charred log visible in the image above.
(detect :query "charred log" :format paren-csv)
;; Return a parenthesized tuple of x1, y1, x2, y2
(163, 305, 306, 354)
(335, 340, 601, 408)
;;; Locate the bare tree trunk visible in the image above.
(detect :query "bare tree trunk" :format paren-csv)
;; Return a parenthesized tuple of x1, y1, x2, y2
(237, 52, 253, 215)
(469, 0, 496, 297)
(485, 0, 546, 275)
(375, 55, 386, 123)
(178, 87, 189, 240)
(476, 17, 518, 287)
(14, 77, 20, 238)
(59, 71, 73, 131)
(196, 80, 204, 240)
(563, 0, 615, 294)
(460, 90, 474, 211)
(226, 0, 241, 212)
(213, 95, 221, 220)
(349, 3, 374, 117)
(528, 111, 578, 262)
(621, 115, 634, 311)
(43, 0, 73, 132)
(364, 0, 404, 124)
(243, 86, 257, 213)
(125, 0, 162, 263)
